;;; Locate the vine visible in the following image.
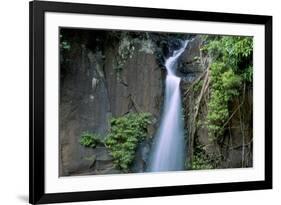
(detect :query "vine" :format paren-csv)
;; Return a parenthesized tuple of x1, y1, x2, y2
(203, 36, 253, 140)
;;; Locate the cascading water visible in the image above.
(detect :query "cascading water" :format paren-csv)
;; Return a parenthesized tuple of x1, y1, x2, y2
(149, 40, 188, 172)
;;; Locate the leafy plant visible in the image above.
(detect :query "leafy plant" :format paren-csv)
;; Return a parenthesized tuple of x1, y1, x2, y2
(79, 132, 101, 148)
(191, 144, 220, 170)
(206, 62, 242, 138)
(105, 113, 152, 172)
(192, 154, 214, 170)
(203, 36, 253, 139)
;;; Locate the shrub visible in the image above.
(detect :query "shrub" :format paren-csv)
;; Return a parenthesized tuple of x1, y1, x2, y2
(191, 144, 220, 170)
(79, 132, 101, 148)
(206, 62, 241, 139)
(105, 113, 152, 172)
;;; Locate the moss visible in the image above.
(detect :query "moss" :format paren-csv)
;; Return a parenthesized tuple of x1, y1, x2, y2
(114, 35, 135, 76)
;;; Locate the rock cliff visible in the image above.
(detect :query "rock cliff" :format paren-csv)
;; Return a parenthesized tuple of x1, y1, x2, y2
(59, 30, 165, 175)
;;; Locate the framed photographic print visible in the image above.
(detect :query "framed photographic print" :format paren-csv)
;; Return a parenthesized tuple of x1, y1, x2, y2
(29, 0, 272, 204)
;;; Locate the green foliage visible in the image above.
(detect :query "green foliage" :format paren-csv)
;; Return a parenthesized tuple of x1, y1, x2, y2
(203, 36, 253, 139)
(79, 132, 101, 148)
(192, 154, 214, 170)
(191, 144, 220, 170)
(242, 65, 253, 82)
(206, 62, 241, 138)
(105, 113, 152, 172)
(191, 144, 213, 170)
(203, 36, 253, 72)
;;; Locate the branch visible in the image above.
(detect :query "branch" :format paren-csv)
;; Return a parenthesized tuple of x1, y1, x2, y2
(221, 102, 243, 129)
(188, 66, 210, 165)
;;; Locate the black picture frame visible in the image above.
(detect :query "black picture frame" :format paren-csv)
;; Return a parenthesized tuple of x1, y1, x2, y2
(29, 0, 272, 204)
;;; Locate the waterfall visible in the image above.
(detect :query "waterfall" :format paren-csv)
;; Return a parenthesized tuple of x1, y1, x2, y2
(149, 40, 188, 172)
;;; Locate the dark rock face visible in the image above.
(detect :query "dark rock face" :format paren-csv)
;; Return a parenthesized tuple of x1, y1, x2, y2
(219, 88, 253, 168)
(131, 140, 151, 172)
(59, 43, 111, 176)
(179, 36, 204, 75)
(177, 36, 205, 84)
(59, 36, 163, 176)
(103, 45, 163, 120)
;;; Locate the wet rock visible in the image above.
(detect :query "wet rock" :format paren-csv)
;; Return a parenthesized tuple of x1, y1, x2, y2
(131, 140, 151, 172)
(178, 36, 204, 75)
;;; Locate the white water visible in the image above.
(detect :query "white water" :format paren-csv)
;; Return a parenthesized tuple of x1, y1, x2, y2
(149, 40, 188, 172)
